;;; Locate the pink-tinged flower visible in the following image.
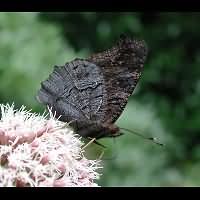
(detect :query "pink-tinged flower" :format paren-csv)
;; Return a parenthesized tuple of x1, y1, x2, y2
(0, 104, 102, 187)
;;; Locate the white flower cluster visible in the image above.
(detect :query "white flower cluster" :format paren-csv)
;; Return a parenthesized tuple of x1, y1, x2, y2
(0, 104, 102, 187)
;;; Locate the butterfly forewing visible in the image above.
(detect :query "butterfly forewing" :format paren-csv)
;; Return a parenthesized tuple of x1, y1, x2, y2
(87, 35, 148, 123)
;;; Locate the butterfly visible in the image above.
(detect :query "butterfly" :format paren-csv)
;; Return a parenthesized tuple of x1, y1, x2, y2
(37, 34, 148, 142)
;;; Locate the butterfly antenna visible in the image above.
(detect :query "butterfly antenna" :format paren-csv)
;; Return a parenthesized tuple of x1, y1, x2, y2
(120, 128, 164, 146)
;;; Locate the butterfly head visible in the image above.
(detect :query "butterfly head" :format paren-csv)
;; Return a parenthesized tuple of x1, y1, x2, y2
(103, 123, 123, 138)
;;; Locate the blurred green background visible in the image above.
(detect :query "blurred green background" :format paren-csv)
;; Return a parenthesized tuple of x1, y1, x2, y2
(0, 12, 200, 186)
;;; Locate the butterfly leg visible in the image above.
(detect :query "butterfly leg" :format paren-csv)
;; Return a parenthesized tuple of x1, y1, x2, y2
(82, 137, 96, 150)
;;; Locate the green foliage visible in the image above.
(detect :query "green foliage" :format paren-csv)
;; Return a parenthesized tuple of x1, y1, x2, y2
(0, 12, 84, 111)
(1, 12, 200, 186)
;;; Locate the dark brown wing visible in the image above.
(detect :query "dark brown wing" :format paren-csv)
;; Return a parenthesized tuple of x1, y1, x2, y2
(87, 34, 148, 123)
(37, 59, 107, 124)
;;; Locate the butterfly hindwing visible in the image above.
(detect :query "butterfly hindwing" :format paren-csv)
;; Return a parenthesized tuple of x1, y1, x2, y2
(37, 59, 107, 130)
